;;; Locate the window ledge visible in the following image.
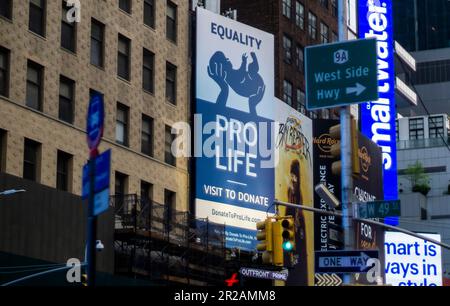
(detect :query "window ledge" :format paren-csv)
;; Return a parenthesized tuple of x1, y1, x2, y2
(0, 15, 13, 24)
(117, 76, 132, 86)
(90, 63, 106, 72)
(165, 101, 177, 108)
(119, 9, 132, 17)
(60, 47, 77, 57)
(28, 30, 47, 41)
(143, 23, 156, 32)
(143, 89, 155, 97)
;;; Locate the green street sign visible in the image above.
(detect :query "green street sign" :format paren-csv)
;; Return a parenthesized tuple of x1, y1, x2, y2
(305, 38, 379, 110)
(358, 200, 401, 219)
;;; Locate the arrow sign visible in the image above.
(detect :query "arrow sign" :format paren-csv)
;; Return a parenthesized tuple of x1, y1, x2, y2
(315, 250, 379, 273)
(346, 83, 366, 96)
(315, 273, 343, 286)
(305, 38, 378, 110)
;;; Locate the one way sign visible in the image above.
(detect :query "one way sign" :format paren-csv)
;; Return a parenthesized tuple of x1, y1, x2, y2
(315, 250, 379, 273)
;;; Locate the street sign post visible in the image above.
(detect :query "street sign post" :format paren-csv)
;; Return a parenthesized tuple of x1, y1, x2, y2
(305, 38, 379, 110)
(239, 267, 289, 282)
(85, 92, 105, 287)
(315, 250, 379, 274)
(357, 200, 401, 219)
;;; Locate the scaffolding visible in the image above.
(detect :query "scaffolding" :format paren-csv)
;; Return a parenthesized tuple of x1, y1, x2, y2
(112, 195, 227, 285)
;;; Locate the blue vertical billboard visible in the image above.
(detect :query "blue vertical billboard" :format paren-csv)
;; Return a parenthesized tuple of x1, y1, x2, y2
(358, 0, 398, 225)
(195, 8, 276, 250)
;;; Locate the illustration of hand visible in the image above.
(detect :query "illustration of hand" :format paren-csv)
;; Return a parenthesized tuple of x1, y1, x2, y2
(208, 62, 228, 90)
(208, 62, 229, 106)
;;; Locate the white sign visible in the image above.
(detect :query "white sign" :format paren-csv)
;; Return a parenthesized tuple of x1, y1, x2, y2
(384, 232, 443, 286)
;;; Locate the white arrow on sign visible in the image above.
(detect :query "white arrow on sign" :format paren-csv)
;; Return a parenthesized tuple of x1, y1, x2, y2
(346, 83, 366, 96)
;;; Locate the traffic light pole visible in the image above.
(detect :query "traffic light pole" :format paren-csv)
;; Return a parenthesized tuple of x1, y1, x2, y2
(338, 0, 355, 285)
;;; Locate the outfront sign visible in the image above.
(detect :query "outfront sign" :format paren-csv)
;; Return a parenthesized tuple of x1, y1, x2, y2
(359, 0, 399, 226)
(195, 8, 275, 250)
(239, 267, 288, 281)
(305, 39, 378, 110)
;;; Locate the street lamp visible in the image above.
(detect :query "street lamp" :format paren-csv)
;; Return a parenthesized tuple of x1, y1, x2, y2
(0, 189, 26, 196)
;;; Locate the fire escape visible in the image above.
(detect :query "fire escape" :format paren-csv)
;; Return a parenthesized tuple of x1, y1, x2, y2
(112, 195, 226, 285)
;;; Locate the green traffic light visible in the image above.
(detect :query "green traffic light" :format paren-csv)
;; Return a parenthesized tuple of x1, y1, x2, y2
(282, 241, 293, 251)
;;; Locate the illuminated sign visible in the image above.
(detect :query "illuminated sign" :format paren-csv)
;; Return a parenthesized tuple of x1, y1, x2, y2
(358, 0, 398, 225)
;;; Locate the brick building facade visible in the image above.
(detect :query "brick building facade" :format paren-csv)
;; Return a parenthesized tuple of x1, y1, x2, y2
(0, 0, 190, 212)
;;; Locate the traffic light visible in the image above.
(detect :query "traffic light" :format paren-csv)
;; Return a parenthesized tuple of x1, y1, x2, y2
(329, 118, 360, 176)
(281, 216, 295, 252)
(256, 218, 273, 264)
(81, 273, 88, 287)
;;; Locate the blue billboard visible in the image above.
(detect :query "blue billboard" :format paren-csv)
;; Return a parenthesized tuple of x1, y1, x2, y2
(358, 0, 398, 225)
(195, 8, 276, 250)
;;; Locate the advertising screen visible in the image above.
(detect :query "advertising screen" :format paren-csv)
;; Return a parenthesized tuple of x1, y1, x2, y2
(385, 232, 443, 286)
(195, 8, 275, 250)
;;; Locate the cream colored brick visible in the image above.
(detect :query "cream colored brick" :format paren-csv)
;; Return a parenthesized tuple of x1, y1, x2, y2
(0, 0, 191, 212)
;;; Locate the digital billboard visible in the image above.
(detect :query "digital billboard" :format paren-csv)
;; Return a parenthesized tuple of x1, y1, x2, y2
(385, 232, 443, 286)
(195, 8, 275, 250)
(358, 0, 398, 225)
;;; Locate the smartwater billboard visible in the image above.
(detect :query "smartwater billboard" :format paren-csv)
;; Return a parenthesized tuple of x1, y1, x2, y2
(274, 99, 314, 286)
(358, 0, 398, 225)
(385, 232, 443, 286)
(195, 8, 275, 250)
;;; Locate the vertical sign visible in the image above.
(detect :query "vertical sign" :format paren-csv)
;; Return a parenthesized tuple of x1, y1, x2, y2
(313, 119, 342, 252)
(275, 99, 314, 286)
(358, 0, 398, 225)
(195, 8, 275, 250)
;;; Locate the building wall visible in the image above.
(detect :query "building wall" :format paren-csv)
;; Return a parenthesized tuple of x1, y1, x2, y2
(0, 0, 190, 211)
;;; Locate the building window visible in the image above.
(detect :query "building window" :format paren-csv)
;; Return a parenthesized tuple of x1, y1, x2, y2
(116, 103, 129, 146)
(144, 0, 155, 28)
(295, 45, 304, 73)
(0, 0, 12, 20)
(117, 34, 131, 81)
(283, 35, 292, 64)
(321, 109, 330, 119)
(320, 0, 329, 9)
(308, 12, 317, 40)
(395, 120, 399, 142)
(309, 111, 318, 119)
(166, 62, 177, 104)
(56, 150, 72, 192)
(282, 0, 292, 19)
(90, 19, 104, 68)
(119, 0, 131, 14)
(61, 1, 76, 52)
(320, 22, 329, 43)
(164, 189, 176, 231)
(409, 118, 424, 140)
(23, 138, 40, 182)
(59, 76, 74, 124)
(141, 115, 153, 157)
(141, 181, 153, 204)
(331, 32, 338, 42)
(29, 0, 46, 37)
(296, 89, 306, 114)
(283, 80, 293, 106)
(0, 129, 6, 172)
(295, 1, 304, 29)
(115, 172, 128, 196)
(166, 1, 177, 43)
(331, 0, 338, 17)
(0, 47, 10, 98)
(26, 60, 43, 111)
(165, 125, 175, 166)
(429, 116, 444, 139)
(143, 48, 154, 93)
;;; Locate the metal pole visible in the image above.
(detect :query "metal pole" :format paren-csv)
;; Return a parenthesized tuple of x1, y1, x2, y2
(338, 0, 354, 285)
(87, 156, 97, 286)
(273, 200, 450, 251)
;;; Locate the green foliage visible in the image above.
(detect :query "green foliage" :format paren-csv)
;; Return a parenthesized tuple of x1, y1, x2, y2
(405, 161, 431, 196)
